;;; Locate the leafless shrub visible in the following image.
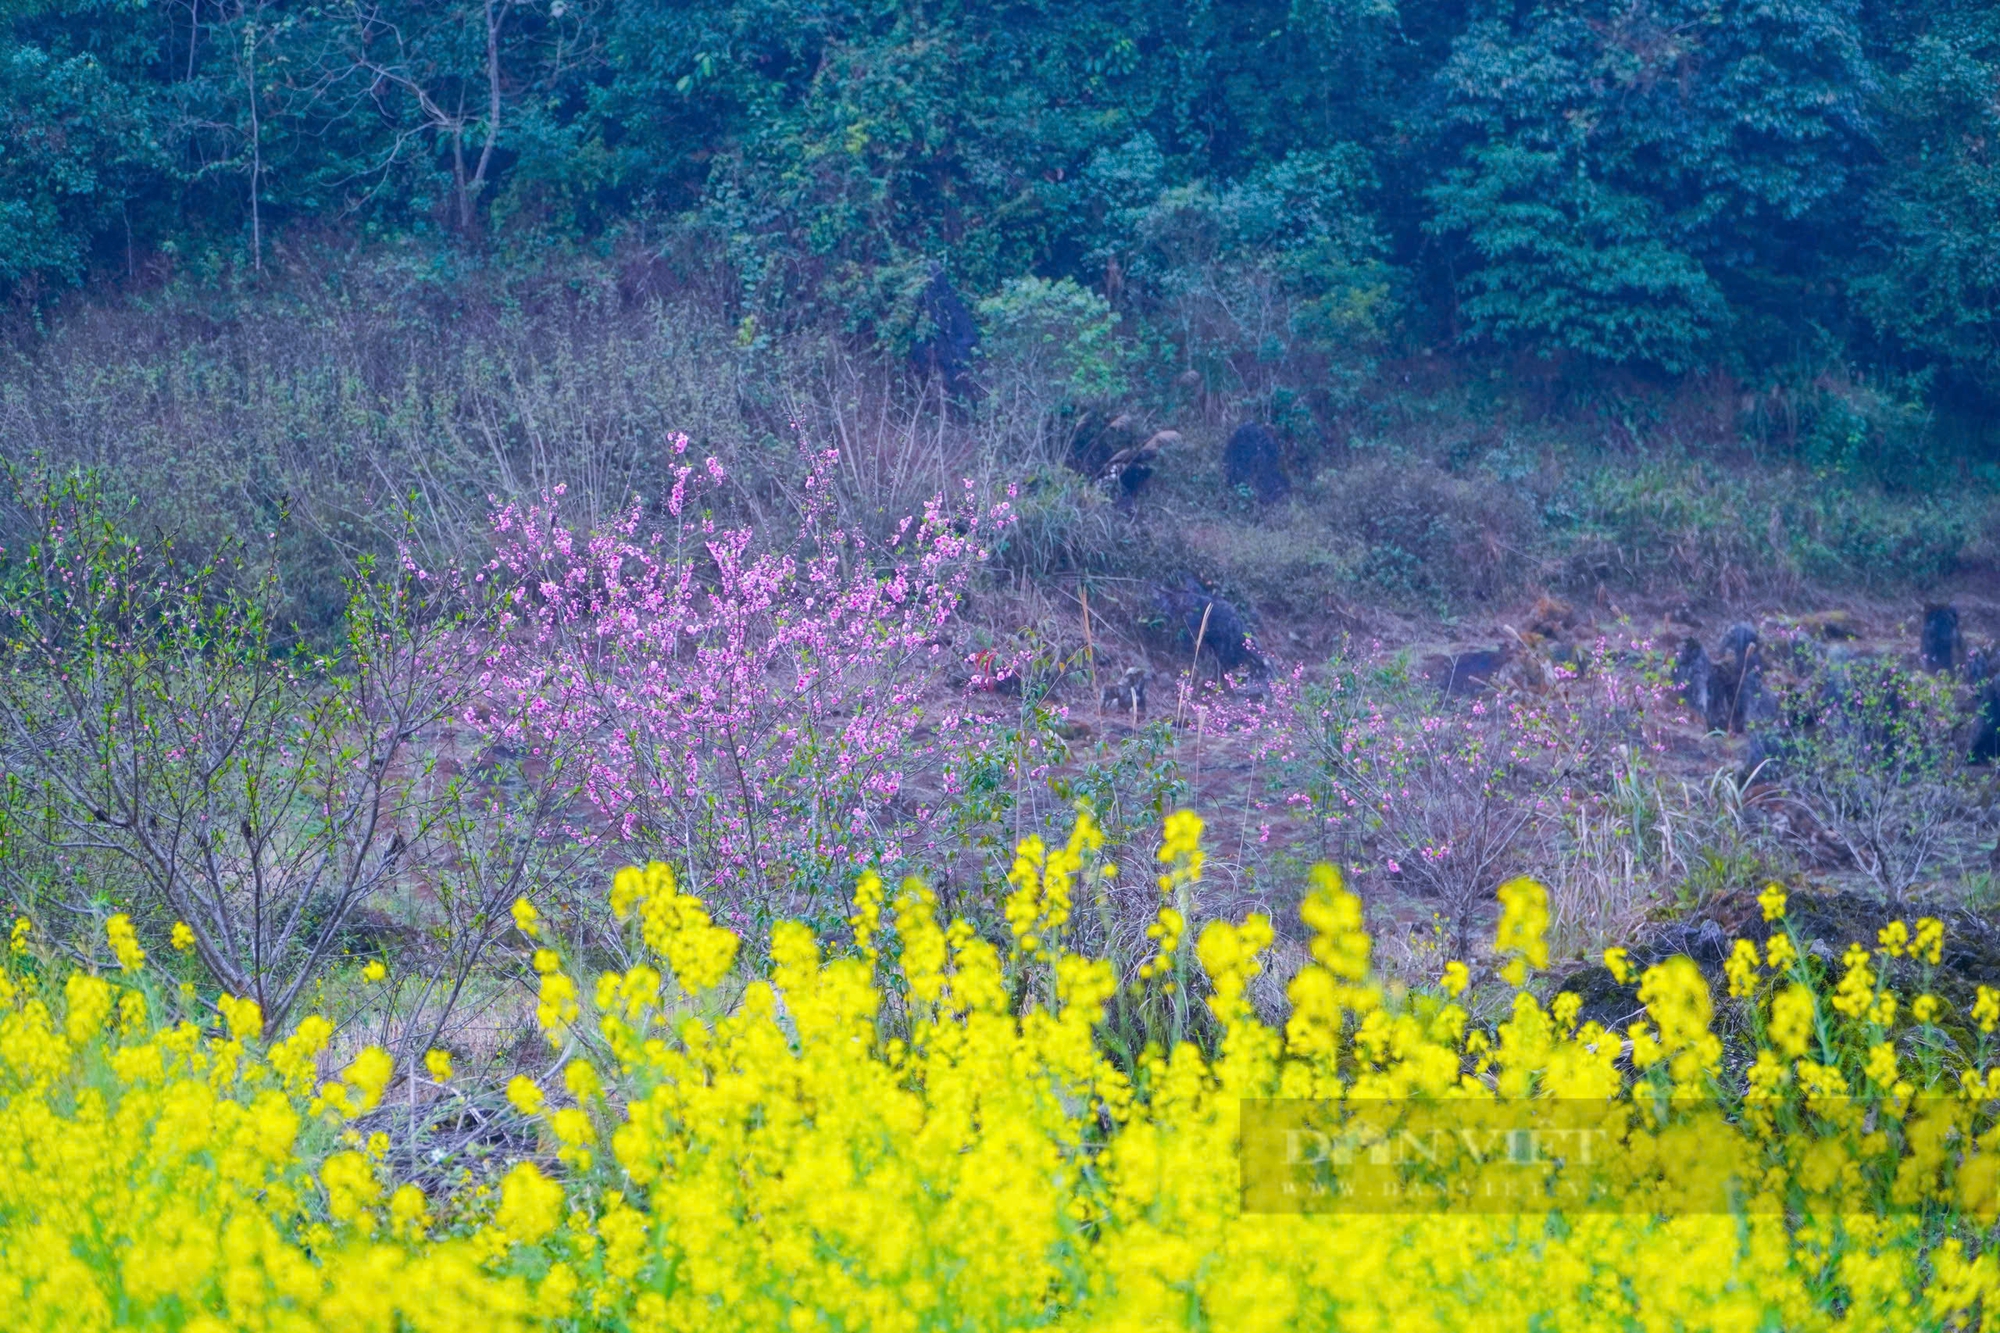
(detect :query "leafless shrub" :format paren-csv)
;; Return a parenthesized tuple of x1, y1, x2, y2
(0, 470, 581, 1049)
(1770, 657, 1974, 901)
(1301, 664, 1561, 954)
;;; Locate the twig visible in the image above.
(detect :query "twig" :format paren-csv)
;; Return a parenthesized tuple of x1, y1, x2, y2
(1080, 581, 1099, 703)
(1177, 602, 1213, 733)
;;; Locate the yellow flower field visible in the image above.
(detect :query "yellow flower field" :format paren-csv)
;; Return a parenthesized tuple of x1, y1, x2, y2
(3, 812, 1998, 1330)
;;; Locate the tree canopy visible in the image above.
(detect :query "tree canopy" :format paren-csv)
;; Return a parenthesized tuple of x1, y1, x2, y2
(6, 0, 1999, 402)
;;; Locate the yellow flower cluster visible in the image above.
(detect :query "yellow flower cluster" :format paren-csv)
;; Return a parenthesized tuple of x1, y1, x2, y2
(1138, 809, 1205, 985)
(1493, 875, 1550, 986)
(1137, 905, 1185, 982)
(1876, 916, 1945, 965)
(606, 863, 739, 990)
(1003, 808, 1103, 963)
(1630, 955, 1722, 1084)
(847, 869, 886, 963)
(0, 970, 554, 1328)
(105, 913, 147, 972)
(1759, 881, 1789, 922)
(1725, 937, 1761, 998)
(1157, 807, 1205, 888)
(7, 818, 2000, 1330)
(1978, 986, 2000, 1035)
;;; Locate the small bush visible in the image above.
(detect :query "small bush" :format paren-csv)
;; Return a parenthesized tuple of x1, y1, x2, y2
(1318, 456, 1531, 604)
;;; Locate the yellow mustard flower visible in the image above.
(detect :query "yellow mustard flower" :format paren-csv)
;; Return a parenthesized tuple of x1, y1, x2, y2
(105, 913, 146, 972)
(506, 1074, 545, 1115)
(1758, 882, 1788, 922)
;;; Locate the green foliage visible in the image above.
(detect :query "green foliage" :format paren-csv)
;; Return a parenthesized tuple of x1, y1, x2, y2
(976, 276, 1129, 407)
(1771, 653, 1974, 901)
(1556, 452, 1977, 592)
(0, 466, 580, 1050)
(1427, 146, 1728, 373)
(0, 27, 170, 289)
(1117, 145, 1394, 407)
(1425, 0, 1874, 373)
(8, 0, 2000, 481)
(1854, 17, 2000, 393)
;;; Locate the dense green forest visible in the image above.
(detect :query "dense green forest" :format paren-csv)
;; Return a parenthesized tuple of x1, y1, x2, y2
(7, 0, 2000, 419)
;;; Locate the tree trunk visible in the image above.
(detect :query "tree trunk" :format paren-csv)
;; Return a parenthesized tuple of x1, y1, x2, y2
(464, 0, 508, 233)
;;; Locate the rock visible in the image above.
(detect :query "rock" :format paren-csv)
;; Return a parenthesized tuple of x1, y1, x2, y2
(1100, 429, 1178, 499)
(1100, 665, 1149, 721)
(1718, 622, 1759, 673)
(1423, 646, 1514, 698)
(1502, 652, 1550, 692)
(1742, 726, 1788, 782)
(909, 268, 979, 397)
(1704, 623, 1763, 732)
(1156, 577, 1268, 681)
(1922, 603, 1962, 672)
(1223, 422, 1290, 503)
(1735, 657, 1780, 778)
(1549, 642, 1591, 676)
(1674, 637, 1713, 717)
(1658, 918, 1732, 966)
(1704, 624, 1768, 732)
(1738, 660, 1776, 728)
(1796, 609, 1861, 640)
(1706, 655, 1751, 733)
(1067, 411, 1137, 479)
(1495, 627, 1554, 691)
(1526, 594, 1579, 637)
(1972, 678, 2000, 765)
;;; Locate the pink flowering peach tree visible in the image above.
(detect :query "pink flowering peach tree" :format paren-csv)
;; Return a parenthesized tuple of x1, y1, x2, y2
(474, 439, 1012, 930)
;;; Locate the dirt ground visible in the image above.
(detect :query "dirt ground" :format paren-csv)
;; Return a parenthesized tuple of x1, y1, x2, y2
(938, 576, 2000, 989)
